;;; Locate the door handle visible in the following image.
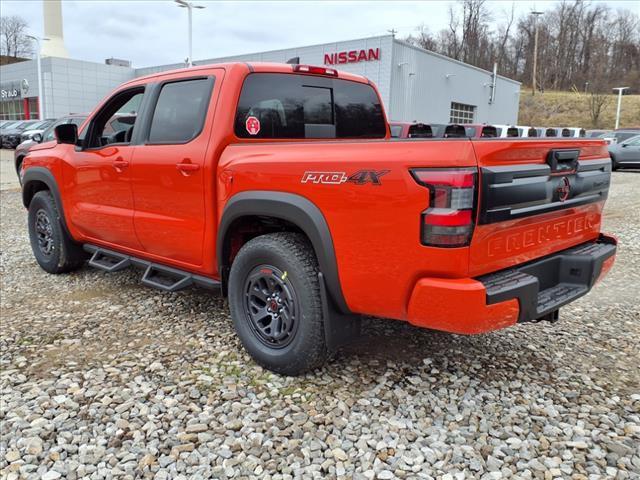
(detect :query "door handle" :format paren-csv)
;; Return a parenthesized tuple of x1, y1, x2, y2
(176, 162, 200, 174)
(112, 159, 129, 171)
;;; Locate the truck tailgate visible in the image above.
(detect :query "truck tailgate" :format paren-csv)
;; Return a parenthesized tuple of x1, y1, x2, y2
(469, 139, 611, 277)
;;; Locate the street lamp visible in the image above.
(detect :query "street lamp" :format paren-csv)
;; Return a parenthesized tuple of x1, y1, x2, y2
(612, 87, 629, 130)
(26, 34, 50, 120)
(175, 0, 205, 67)
(530, 10, 544, 96)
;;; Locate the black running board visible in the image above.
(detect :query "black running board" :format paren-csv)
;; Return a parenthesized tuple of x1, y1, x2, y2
(83, 245, 221, 293)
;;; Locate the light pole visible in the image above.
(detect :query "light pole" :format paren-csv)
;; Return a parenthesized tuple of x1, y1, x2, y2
(175, 0, 205, 67)
(530, 10, 544, 96)
(26, 35, 50, 120)
(612, 87, 629, 129)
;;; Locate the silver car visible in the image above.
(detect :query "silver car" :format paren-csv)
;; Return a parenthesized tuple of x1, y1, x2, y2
(608, 134, 640, 170)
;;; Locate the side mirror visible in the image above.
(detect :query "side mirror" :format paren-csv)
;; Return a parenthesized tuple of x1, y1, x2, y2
(621, 143, 628, 148)
(32, 133, 43, 143)
(54, 123, 78, 145)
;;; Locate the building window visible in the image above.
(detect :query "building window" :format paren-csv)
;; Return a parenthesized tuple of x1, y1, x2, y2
(449, 102, 476, 124)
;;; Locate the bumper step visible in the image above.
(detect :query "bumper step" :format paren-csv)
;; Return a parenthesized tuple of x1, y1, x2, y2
(478, 235, 616, 323)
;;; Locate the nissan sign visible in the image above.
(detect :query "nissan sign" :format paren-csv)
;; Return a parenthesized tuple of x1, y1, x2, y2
(324, 48, 380, 65)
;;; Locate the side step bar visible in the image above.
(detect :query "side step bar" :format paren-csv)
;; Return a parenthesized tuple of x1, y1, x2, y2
(84, 245, 221, 293)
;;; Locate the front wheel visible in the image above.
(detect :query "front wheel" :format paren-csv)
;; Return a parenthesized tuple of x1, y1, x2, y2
(28, 191, 86, 274)
(228, 232, 328, 375)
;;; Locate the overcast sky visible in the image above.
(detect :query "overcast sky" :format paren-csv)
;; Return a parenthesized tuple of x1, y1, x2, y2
(2, 0, 637, 68)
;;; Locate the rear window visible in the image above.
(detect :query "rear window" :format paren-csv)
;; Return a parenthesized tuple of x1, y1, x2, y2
(408, 123, 432, 138)
(444, 124, 466, 138)
(481, 126, 497, 137)
(235, 73, 386, 139)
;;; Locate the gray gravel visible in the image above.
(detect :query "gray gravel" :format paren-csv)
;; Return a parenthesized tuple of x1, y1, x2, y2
(1, 171, 639, 480)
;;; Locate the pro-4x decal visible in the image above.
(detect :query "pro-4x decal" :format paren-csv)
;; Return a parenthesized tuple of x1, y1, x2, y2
(301, 170, 389, 186)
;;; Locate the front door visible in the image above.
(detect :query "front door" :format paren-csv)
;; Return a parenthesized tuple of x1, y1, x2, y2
(131, 73, 220, 267)
(62, 87, 146, 250)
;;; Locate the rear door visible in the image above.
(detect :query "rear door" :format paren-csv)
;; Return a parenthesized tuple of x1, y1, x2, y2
(130, 71, 222, 267)
(618, 136, 640, 165)
(469, 139, 611, 276)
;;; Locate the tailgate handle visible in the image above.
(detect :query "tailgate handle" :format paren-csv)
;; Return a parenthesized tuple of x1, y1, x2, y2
(547, 149, 579, 174)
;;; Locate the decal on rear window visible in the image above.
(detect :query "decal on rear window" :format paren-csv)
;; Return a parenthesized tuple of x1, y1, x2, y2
(245, 116, 261, 135)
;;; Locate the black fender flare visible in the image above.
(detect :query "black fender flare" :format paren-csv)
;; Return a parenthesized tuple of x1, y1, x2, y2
(217, 191, 350, 314)
(22, 167, 72, 237)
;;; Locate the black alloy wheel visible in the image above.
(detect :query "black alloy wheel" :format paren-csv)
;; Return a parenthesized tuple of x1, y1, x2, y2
(243, 265, 299, 348)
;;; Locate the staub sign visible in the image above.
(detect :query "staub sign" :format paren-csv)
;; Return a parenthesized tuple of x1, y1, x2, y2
(1, 79, 28, 100)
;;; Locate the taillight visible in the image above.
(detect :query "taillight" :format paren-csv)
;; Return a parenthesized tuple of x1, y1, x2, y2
(410, 168, 477, 247)
(293, 64, 339, 76)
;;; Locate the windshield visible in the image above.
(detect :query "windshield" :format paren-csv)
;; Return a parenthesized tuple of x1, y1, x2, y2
(15, 122, 36, 131)
(25, 121, 47, 131)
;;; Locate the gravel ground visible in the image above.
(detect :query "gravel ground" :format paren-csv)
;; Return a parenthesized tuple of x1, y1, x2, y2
(1, 172, 639, 480)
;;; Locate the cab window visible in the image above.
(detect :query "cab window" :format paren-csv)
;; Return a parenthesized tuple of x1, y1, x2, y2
(235, 73, 386, 139)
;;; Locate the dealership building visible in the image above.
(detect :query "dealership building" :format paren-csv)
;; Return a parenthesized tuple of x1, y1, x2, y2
(1, 34, 521, 125)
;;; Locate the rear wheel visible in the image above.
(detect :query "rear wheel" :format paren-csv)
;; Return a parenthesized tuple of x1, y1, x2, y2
(610, 154, 618, 170)
(228, 232, 328, 375)
(28, 191, 86, 274)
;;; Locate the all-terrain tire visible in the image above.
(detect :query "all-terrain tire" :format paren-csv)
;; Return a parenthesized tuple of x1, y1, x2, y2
(228, 232, 328, 375)
(28, 190, 86, 274)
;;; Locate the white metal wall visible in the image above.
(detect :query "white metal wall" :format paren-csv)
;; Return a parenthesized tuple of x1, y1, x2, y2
(389, 40, 521, 124)
(135, 35, 396, 107)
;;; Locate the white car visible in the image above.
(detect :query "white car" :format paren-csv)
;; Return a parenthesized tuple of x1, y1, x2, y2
(493, 124, 520, 138)
(515, 125, 544, 138)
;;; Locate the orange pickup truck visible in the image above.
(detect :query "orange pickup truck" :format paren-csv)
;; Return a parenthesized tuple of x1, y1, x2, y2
(21, 62, 616, 375)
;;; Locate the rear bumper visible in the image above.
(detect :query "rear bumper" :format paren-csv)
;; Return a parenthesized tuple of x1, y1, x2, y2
(406, 234, 617, 334)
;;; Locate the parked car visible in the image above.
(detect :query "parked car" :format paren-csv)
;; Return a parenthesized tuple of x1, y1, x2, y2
(565, 127, 586, 138)
(1, 120, 42, 149)
(0, 120, 19, 129)
(15, 115, 87, 184)
(493, 124, 520, 137)
(586, 129, 611, 138)
(389, 122, 433, 138)
(601, 129, 639, 145)
(21, 62, 616, 374)
(19, 119, 56, 143)
(608, 134, 640, 170)
(464, 124, 498, 138)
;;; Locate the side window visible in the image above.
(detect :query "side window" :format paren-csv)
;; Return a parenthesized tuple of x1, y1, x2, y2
(86, 88, 144, 148)
(148, 78, 213, 144)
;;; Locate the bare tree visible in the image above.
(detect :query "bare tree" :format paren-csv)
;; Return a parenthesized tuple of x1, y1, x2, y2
(0, 15, 33, 59)
(588, 91, 611, 127)
(404, 0, 640, 93)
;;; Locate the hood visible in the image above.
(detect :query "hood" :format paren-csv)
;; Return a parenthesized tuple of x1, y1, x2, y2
(29, 140, 58, 152)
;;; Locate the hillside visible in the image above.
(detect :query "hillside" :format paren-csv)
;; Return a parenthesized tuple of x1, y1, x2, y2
(518, 90, 640, 130)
